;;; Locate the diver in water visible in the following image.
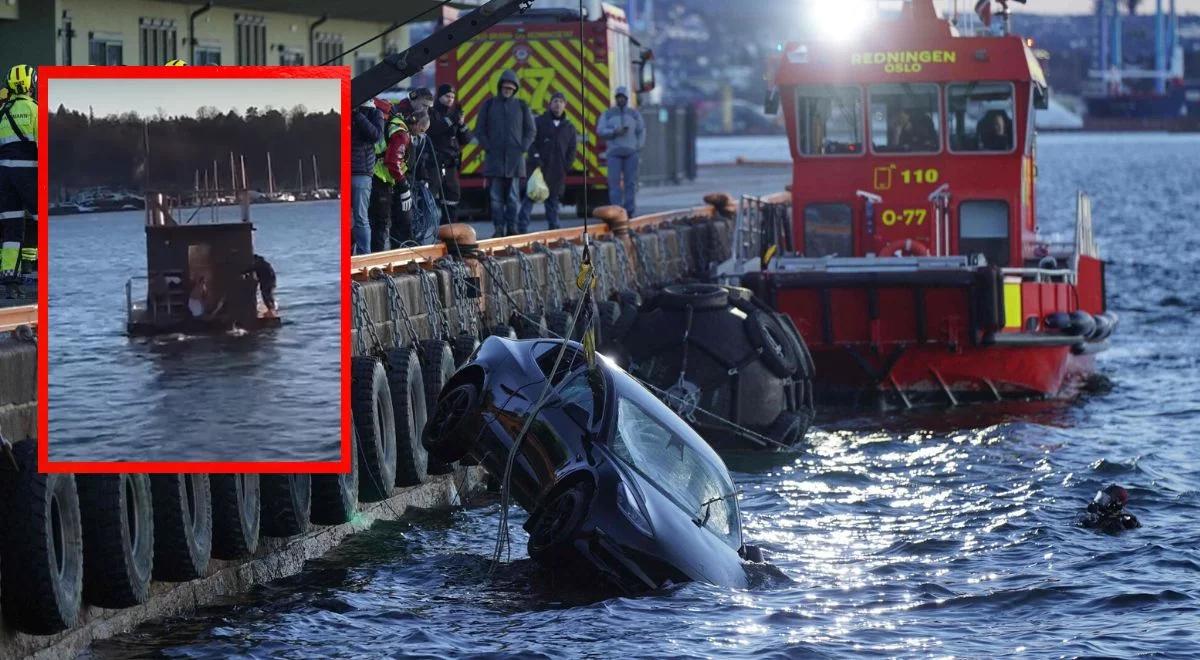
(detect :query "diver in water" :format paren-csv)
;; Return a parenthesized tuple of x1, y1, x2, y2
(1080, 484, 1141, 534)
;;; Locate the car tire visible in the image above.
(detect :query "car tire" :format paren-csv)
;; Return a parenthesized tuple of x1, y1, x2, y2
(423, 381, 481, 465)
(527, 479, 593, 564)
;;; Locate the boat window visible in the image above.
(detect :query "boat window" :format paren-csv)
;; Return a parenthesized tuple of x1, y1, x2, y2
(609, 396, 740, 548)
(803, 203, 853, 257)
(958, 200, 1010, 266)
(795, 86, 863, 156)
(947, 82, 1015, 153)
(869, 83, 941, 153)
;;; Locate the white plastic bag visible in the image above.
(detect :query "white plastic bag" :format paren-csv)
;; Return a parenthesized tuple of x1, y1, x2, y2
(526, 167, 550, 203)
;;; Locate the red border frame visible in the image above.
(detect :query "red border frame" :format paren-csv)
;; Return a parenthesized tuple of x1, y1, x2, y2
(37, 66, 351, 474)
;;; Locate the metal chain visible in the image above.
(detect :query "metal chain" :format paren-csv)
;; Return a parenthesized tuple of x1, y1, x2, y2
(439, 257, 479, 338)
(351, 281, 386, 357)
(514, 249, 542, 315)
(674, 224, 692, 276)
(612, 237, 634, 292)
(478, 254, 509, 328)
(374, 270, 420, 348)
(533, 242, 565, 310)
(633, 231, 660, 290)
(591, 241, 612, 297)
(412, 265, 449, 342)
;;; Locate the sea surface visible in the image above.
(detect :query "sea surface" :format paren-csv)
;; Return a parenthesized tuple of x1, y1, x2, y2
(88, 134, 1200, 656)
(48, 200, 341, 463)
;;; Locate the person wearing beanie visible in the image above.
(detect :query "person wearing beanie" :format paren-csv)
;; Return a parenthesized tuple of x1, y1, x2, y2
(519, 91, 576, 232)
(474, 69, 535, 237)
(427, 83, 472, 221)
(596, 85, 645, 218)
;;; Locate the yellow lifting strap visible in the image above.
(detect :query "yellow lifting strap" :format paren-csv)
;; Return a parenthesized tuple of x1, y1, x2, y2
(574, 237, 597, 370)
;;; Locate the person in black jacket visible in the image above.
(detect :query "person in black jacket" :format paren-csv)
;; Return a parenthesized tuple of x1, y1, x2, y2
(519, 92, 577, 232)
(350, 103, 384, 255)
(427, 84, 472, 221)
(242, 254, 278, 318)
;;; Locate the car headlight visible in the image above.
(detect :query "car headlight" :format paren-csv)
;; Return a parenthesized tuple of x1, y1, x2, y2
(617, 481, 653, 537)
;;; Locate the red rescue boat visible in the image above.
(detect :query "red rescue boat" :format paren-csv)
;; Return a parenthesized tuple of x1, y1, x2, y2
(720, 0, 1115, 407)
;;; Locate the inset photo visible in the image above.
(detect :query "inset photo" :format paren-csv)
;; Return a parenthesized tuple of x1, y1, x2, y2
(42, 68, 348, 467)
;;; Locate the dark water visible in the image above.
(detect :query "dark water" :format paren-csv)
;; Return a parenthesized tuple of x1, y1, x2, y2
(48, 200, 341, 462)
(87, 134, 1200, 656)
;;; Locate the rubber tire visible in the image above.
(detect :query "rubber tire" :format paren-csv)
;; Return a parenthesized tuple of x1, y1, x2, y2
(527, 480, 592, 563)
(0, 441, 83, 634)
(609, 290, 641, 344)
(488, 323, 518, 340)
(150, 474, 212, 582)
(312, 428, 359, 525)
(546, 308, 572, 340)
(451, 332, 480, 367)
(423, 381, 481, 465)
(512, 312, 548, 339)
(210, 474, 260, 559)
(260, 474, 312, 537)
(77, 474, 154, 608)
(745, 310, 800, 378)
(658, 283, 729, 311)
(766, 411, 809, 448)
(597, 300, 622, 346)
(352, 355, 397, 502)
(385, 346, 430, 487)
(772, 312, 814, 379)
(418, 339, 458, 475)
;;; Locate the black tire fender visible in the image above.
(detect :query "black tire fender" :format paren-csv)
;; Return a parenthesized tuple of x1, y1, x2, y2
(385, 346, 429, 487)
(597, 300, 622, 346)
(78, 473, 154, 608)
(210, 473, 260, 559)
(0, 440, 84, 634)
(773, 312, 814, 379)
(766, 410, 810, 448)
(745, 310, 800, 378)
(312, 428, 360, 525)
(352, 355, 397, 501)
(487, 323, 518, 340)
(451, 332, 480, 367)
(546, 308, 573, 340)
(150, 474, 212, 581)
(260, 474, 312, 537)
(659, 283, 729, 311)
(418, 339, 458, 476)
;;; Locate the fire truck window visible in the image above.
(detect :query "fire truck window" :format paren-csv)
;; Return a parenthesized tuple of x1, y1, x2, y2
(869, 83, 941, 153)
(959, 200, 1010, 266)
(948, 83, 1015, 152)
(804, 203, 853, 257)
(795, 86, 863, 156)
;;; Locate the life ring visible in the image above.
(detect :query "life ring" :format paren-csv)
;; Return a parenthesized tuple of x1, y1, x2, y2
(879, 238, 931, 257)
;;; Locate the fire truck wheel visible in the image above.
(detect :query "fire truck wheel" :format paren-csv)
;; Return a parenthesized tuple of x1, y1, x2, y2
(312, 431, 359, 525)
(352, 356, 397, 501)
(659, 283, 729, 311)
(745, 310, 800, 379)
(386, 347, 429, 487)
(210, 473, 260, 559)
(150, 474, 212, 581)
(0, 440, 83, 634)
(260, 474, 311, 537)
(78, 473, 154, 608)
(418, 339, 458, 476)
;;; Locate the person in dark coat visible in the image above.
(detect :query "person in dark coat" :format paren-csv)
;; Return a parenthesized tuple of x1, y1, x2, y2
(427, 84, 472, 221)
(350, 102, 384, 255)
(519, 91, 577, 232)
(474, 69, 535, 237)
(241, 254, 278, 318)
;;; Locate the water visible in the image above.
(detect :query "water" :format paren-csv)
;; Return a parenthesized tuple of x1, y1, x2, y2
(48, 200, 341, 463)
(87, 134, 1200, 656)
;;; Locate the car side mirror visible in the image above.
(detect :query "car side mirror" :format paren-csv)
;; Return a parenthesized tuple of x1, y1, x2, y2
(763, 87, 780, 116)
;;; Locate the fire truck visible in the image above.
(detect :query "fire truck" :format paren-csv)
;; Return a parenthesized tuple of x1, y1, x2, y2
(435, 3, 655, 219)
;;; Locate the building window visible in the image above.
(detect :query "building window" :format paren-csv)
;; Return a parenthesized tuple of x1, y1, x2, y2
(139, 18, 177, 65)
(59, 13, 75, 65)
(314, 32, 344, 66)
(958, 200, 1010, 266)
(795, 86, 863, 156)
(235, 14, 266, 65)
(804, 203, 853, 258)
(354, 56, 376, 76)
(947, 82, 1015, 153)
(280, 48, 304, 66)
(195, 45, 221, 66)
(869, 83, 941, 154)
(88, 34, 123, 65)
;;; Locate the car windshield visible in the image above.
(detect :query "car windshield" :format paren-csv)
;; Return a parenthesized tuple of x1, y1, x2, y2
(608, 395, 740, 549)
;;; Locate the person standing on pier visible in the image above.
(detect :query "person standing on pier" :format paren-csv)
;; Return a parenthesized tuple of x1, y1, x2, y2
(351, 100, 384, 255)
(596, 86, 645, 218)
(428, 84, 472, 222)
(475, 69, 535, 237)
(520, 91, 577, 232)
(0, 65, 38, 284)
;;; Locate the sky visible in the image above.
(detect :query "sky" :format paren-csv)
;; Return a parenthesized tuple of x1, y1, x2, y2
(48, 79, 340, 119)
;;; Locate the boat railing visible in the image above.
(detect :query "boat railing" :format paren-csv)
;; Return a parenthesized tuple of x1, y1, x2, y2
(1000, 266, 1076, 284)
(734, 194, 793, 263)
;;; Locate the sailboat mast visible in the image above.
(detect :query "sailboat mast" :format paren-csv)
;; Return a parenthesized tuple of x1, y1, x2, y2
(267, 152, 275, 195)
(312, 155, 320, 189)
(298, 158, 304, 192)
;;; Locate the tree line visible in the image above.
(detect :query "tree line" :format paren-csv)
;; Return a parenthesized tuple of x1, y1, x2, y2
(47, 105, 341, 196)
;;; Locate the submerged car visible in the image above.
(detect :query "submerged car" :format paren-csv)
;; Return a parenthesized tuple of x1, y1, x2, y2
(424, 337, 757, 592)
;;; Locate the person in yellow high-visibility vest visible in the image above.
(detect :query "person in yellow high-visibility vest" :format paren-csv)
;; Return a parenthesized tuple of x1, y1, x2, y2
(0, 64, 37, 283)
